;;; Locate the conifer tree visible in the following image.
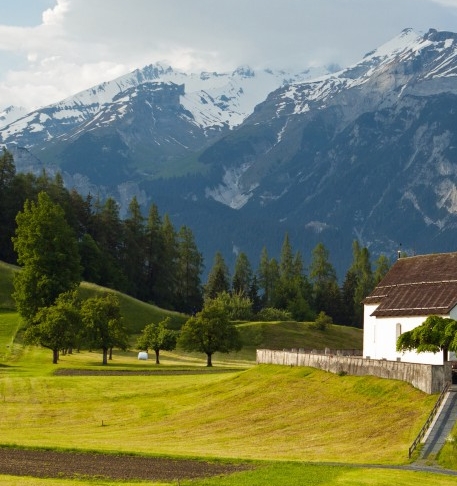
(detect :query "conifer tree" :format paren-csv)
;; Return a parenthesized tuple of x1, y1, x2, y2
(91, 197, 127, 291)
(122, 197, 147, 299)
(205, 251, 230, 300)
(232, 252, 253, 296)
(176, 225, 204, 313)
(0, 149, 17, 262)
(373, 254, 390, 285)
(309, 242, 342, 320)
(258, 247, 280, 308)
(279, 233, 294, 281)
(157, 214, 179, 308)
(144, 203, 165, 303)
(349, 241, 374, 327)
(341, 268, 358, 326)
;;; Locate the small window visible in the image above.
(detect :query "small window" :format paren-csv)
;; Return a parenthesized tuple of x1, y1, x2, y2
(396, 323, 402, 339)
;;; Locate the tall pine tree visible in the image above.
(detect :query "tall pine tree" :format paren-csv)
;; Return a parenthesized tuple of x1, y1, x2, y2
(205, 251, 230, 300)
(232, 252, 253, 296)
(176, 225, 204, 313)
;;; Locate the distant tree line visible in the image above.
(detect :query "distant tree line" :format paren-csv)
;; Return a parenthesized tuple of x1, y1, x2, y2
(0, 149, 390, 326)
(204, 236, 390, 327)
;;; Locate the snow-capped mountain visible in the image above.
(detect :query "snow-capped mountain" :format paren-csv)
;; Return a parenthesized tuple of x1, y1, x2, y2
(0, 106, 28, 127)
(193, 28, 457, 273)
(203, 28, 457, 210)
(3, 28, 457, 277)
(0, 63, 330, 148)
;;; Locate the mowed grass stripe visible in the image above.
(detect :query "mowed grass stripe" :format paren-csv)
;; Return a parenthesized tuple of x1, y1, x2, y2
(0, 310, 21, 361)
(0, 361, 435, 464)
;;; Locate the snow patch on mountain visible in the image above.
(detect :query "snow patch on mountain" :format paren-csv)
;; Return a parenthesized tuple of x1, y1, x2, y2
(0, 63, 331, 147)
(0, 106, 28, 126)
(274, 29, 457, 121)
(205, 164, 259, 209)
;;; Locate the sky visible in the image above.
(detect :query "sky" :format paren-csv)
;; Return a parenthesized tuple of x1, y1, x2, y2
(0, 0, 457, 111)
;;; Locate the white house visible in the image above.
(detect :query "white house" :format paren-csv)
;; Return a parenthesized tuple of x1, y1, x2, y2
(363, 252, 457, 365)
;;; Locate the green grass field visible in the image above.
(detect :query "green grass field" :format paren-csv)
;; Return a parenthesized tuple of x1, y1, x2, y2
(0, 263, 456, 485)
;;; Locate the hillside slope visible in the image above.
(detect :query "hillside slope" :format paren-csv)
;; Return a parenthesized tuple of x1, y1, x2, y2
(0, 362, 436, 464)
(0, 261, 362, 355)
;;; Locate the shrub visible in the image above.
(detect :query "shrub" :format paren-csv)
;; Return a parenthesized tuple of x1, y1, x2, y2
(211, 291, 253, 321)
(310, 311, 333, 331)
(256, 307, 292, 321)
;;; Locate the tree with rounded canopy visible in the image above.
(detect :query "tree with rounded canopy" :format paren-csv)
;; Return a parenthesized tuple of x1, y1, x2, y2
(136, 317, 178, 364)
(396, 315, 457, 362)
(12, 191, 81, 324)
(212, 290, 253, 321)
(80, 293, 128, 365)
(178, 299, 242, 366)
(24, 290, 81, 364)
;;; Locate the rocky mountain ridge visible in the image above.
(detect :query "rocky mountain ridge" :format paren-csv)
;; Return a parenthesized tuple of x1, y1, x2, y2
(2, 28, 457, 277)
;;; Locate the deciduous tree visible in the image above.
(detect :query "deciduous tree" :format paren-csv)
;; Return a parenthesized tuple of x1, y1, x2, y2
(212, 290, 253, 321)
(136, 317, 178, 364)
(81, 293, 128, 365)
(396, 315, 457, 362)
(12, 191, 81, 324)
(178, 299, 242, 366)
(24, 291, 81, 364)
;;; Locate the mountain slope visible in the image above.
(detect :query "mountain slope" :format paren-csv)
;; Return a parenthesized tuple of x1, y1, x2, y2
(3, 29, 457, 277)
(0, 64, 327, 148)
(194, 28, 457, 270)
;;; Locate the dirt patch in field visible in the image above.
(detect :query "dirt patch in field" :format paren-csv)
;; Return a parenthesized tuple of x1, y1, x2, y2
(54, 368, 238, 376)
(0, 448, 251, 481)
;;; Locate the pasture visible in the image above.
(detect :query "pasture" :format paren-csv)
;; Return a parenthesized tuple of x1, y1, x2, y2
(0, 324, 454, 485)
(0, 262, 455, 484)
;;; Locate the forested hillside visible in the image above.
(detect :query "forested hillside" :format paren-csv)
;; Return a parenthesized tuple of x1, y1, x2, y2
(0, 149, 389, 325)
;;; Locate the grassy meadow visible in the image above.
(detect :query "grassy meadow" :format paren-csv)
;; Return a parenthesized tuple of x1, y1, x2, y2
(0, 263, 456, 485)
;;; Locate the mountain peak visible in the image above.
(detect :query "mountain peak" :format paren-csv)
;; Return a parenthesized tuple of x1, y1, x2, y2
(232, 66, 255, 78)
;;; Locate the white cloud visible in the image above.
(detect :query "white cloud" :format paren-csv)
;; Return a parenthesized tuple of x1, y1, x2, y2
(430, 0, 457, 6)
(0, 0, 456, 111)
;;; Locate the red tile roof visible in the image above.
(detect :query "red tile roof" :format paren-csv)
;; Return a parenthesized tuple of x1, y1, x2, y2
(364, 252, 457, 317)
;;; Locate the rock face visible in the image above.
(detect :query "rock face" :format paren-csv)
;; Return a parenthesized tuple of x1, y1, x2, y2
(3, 28, 457, 276)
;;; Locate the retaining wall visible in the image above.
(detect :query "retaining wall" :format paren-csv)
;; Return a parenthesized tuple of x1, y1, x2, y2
(256, 349, 452, 394)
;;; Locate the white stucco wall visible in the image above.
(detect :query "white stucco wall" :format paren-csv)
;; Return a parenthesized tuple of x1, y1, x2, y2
(363, 304, 455, 365)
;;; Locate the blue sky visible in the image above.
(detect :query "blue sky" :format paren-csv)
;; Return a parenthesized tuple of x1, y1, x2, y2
(0, 0, 457, 111)
(0, 0, 56, 26)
